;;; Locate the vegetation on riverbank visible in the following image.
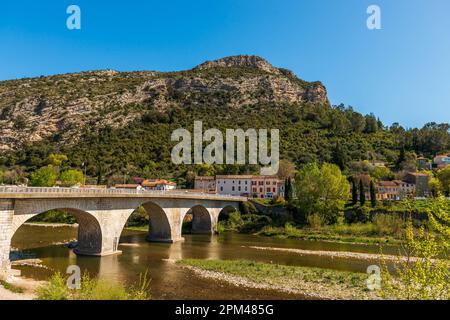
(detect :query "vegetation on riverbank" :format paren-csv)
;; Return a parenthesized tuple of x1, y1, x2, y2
(0, 279, 24, 294)
(36, 271, 151, 300)
(178, 259, 380, 300)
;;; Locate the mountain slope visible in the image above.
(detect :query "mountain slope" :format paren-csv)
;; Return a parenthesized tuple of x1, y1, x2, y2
(0, 55, 327, 152)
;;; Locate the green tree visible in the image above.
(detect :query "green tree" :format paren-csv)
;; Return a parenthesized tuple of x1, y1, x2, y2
(30, 165, 59, 187)
(46, 154, 68, 167)
(369, 180, 377, 208)
(428, 176, 443, 198)
(294, 163, 350, 224)
(359, 180, 366, 206)
(436, 166, 450, 196)
(351, 178, 358, 205)
(284, 178, 293, 202)
(382, 198, 449, 300)
(60, 169, 84, 187)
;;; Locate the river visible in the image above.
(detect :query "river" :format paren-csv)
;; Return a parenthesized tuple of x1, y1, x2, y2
(10, 224, 399, 299)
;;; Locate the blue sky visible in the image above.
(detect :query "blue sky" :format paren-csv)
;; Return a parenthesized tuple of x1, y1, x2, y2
(1, 0, 449, 128)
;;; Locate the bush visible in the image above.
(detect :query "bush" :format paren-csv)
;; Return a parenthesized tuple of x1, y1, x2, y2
(307, 213, 325, 230)
(373, 214, 404, 237)
(36, 271, 151, 300)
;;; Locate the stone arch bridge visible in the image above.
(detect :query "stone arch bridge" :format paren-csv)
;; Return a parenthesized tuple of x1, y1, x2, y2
(0, 187, 244, 275)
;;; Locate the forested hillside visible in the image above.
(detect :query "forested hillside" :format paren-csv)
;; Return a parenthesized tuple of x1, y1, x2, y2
(0, 55, 449, 185)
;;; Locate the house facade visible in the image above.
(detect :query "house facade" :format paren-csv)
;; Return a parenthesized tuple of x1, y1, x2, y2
(216, 175, 253, 197)
(434, 153, 450, 169)
(376, 181, 400, 200)
(141, 179, 177, 191)
(194, 175, 284, 198)
(194, 176, 216, 193)
(403, 172, 430, 197)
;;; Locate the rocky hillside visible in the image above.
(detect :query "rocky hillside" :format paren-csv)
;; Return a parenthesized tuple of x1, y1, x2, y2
(0, 55, 328, 152)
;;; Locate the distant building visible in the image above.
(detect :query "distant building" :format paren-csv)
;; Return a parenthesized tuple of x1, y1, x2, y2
(433, 153, 450, 169)
(114, 184, 142, 191)
(194, 175, 284, 199)
(141, 179, 177, 191)
(369, 160, 386, 168)
(194, 176, 216, 193)
(251, 176, 281, 199)
(417, 157, 431, 170)
(393, 180, 415, 199)
(216, 175, 253, 197)
(404, 172, 430, 197)
(376, 181, 400, 200)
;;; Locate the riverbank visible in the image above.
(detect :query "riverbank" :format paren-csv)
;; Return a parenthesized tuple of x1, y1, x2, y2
(0, 276, 43, 300)
(178, 259, 381, 300)
(257, 225, 403, 245)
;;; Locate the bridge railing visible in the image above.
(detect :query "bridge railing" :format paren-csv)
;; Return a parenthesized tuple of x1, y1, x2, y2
(0, 186, 241, 199)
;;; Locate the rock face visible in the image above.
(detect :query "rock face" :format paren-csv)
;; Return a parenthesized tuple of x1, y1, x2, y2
(0, 55, 329, 151)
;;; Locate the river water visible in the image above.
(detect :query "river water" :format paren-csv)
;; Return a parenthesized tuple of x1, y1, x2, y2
(11, 225, 399, 299)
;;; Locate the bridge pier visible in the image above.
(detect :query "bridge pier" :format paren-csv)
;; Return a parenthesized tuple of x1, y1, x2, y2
(0, 200, 14, 277)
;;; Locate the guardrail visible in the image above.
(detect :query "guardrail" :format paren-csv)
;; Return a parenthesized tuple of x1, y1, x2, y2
(0, 186, 241, 199)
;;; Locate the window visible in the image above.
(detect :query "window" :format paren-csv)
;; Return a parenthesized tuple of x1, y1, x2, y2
(260, 188, 263, 192)
(273, 181, 276, 185)
(245, 181, 248, 185)
(273, 188, 276, 192)
(232, 186, 235, 191)
(266, 188, 270, 192)
(245, 187, 247, 191)
(238, 181, 241, 185)
(238, 186, 241, 191)
(220, 187, 223, 191)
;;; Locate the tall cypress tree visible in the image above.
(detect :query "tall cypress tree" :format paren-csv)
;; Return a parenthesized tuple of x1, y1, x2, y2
(359, 179, 366, 206)
(370, 180, 377, 208)
(351, 178, 358, 205)
(285, 178, 292, 202)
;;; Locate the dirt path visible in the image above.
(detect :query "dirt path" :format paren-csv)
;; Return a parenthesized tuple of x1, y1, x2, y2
(0, 276, 44, 300)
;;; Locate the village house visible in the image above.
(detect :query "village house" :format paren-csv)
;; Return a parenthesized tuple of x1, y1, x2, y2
(141, 179, 177, 191)
(433, 152, 450, 169)
(417, 157, 432, 170)
(216, 175, 253, 197)
(403, 172, 430, 198)
(194, 176, 216, 193)
(194, 175, 285, 199)
(251, 175, 282, 199)
(369, 160, 386, 168)
(393, 180, 415, 199)
(114, 184, 142, 191)
(376, 181, 400, 200)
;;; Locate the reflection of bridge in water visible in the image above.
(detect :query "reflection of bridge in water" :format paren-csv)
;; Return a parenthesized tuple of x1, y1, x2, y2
(0, 187, 244, 275)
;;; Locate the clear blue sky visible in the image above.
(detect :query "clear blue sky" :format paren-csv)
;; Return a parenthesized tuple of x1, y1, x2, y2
(1, 0, 449, 128)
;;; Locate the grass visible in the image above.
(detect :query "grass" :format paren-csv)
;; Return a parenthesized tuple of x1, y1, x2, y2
(258, 223, 403, 245)
(0, 280, 25, 294)
(36, 271, 151, 300)
(178, 259, 380, 300)
(125, 225, 148, 232)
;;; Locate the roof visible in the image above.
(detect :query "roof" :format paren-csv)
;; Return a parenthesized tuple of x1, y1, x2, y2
(141, 179, 176, 187)
(377, 181, 397, 187)
(195, 176, 215, 180)
(114, 184, 140, 189)
(216, 175, 254, 179)
(406, 172, 429, 177)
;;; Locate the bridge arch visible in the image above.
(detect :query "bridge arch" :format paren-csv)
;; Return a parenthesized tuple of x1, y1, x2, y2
(184, 205, 213, 234)
(12, 207, 103, 256)
(141, 201, 173, 242)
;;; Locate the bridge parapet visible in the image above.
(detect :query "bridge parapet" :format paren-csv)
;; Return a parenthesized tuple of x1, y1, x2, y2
(0, 186, 246, 202)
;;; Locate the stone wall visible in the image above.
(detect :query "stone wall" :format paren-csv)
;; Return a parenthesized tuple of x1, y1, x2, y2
(0, 200, 14, 275)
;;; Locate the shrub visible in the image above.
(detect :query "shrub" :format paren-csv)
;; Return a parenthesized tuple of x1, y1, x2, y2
(307, 213, 325, 230)
(36, 271, 151, 300)
(373, 214, 404, 237)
